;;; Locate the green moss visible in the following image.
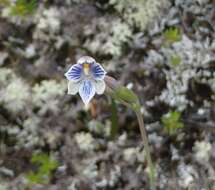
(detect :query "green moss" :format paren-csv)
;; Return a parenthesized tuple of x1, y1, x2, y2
(0, 0, 10, 6)
(10, 0, 37, 16)
(1, 0, 37, 17)
(170, 55, 181, 67)
(26, 153, 59, 185)
(163, 27, 181, 44)
(162, 111, 184, 135)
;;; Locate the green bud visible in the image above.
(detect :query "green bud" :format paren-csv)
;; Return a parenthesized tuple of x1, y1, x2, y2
(104, 76, 140, 111)
(115, 86, 139, 103)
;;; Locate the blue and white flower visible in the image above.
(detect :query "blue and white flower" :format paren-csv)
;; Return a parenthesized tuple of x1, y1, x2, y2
(64, 56, 107, 105)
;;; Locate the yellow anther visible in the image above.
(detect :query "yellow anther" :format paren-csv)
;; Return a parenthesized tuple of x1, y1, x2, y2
(83, 63, 90, 75)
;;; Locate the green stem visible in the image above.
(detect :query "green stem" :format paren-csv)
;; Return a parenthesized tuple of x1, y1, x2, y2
(104, 76, 156, 189)
(110, 99, 118, 139)
(135, 110, 156, 190)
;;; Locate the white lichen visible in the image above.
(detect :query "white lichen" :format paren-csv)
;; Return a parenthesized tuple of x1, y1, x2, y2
(148, 132, 163, 149)
(123, 148, 138, 164)
(67, 179, 80, 190)
(108, 165, 121, 187)
(0, 52, 8, 65)
(146, 35, 215, 110)
(0, 182, 9, 190)
(15, 116, 43, 149)
(1, 79, 30, 113)
(36, 8, 61, 33)
(116, 132, 127, 146)
(109, 0, 170, 31)
(123, 147, 145, 164)
(0, 167, 14, 177)
(84, 19, 132, 57)
(24, 44, 36, 58)
(0, 69, 30, 113)
(82, 161, 98, 179)
(193, 140, 212, 163)
(32, 80, 66, 114)
(88, 120, 103, 134)
(95, 165, 121, 188)
(75, 132, 96, 151)
(1, 7, 11, 18)
(170, 145, 180, 161)
(177, 162, 197, 188)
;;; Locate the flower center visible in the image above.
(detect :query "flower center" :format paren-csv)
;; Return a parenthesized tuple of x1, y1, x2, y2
(83, 63, 90, 76)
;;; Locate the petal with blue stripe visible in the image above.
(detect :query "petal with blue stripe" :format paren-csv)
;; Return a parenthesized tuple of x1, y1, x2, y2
(65, 63, 82, 82)
(91, 63, 106, 80)
(79, 80, 95, 105)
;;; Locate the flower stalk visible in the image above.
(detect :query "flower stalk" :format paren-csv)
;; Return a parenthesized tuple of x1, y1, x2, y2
(135, 110, 155, 190)
(105, 75, 156, 190)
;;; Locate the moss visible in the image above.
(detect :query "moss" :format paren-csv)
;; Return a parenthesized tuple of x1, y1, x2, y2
(170, 55, 181, 67)
(163, 27, 182, 45)
(0, 0, 37, 18)
(10, 0, 37, 16)
(162, 111, 184, 135)
(0, 0, 10, 6)
(25, 153, 59, 185)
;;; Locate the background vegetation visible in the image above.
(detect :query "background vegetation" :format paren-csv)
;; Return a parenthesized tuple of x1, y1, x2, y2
(0, 0, 214, 189)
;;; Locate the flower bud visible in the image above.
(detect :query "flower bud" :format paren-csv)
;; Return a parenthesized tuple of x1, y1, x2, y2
(104, 75, 140, 111)
(104, 76, 120, 92)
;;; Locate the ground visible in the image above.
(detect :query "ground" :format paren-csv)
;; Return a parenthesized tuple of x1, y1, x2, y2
(0, 0, 215, 190)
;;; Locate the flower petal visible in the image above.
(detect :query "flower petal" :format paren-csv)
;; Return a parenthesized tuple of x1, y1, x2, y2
(68, 80, 80, 95)
(95, 80, 106, 95)
(77, 56, 96, 65)
(91, 63, 106, 80)
(65, 63, 82, 82)
(79, 80, 95, 105)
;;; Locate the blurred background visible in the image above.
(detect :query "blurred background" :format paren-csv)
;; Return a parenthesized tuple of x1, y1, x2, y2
(0, 0, 215, 189)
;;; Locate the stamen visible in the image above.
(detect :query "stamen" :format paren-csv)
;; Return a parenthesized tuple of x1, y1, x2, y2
(83, 63, 90, 75)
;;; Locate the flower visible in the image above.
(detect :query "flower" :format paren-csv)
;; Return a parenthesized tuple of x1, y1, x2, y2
(64, 56, 107, 105)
